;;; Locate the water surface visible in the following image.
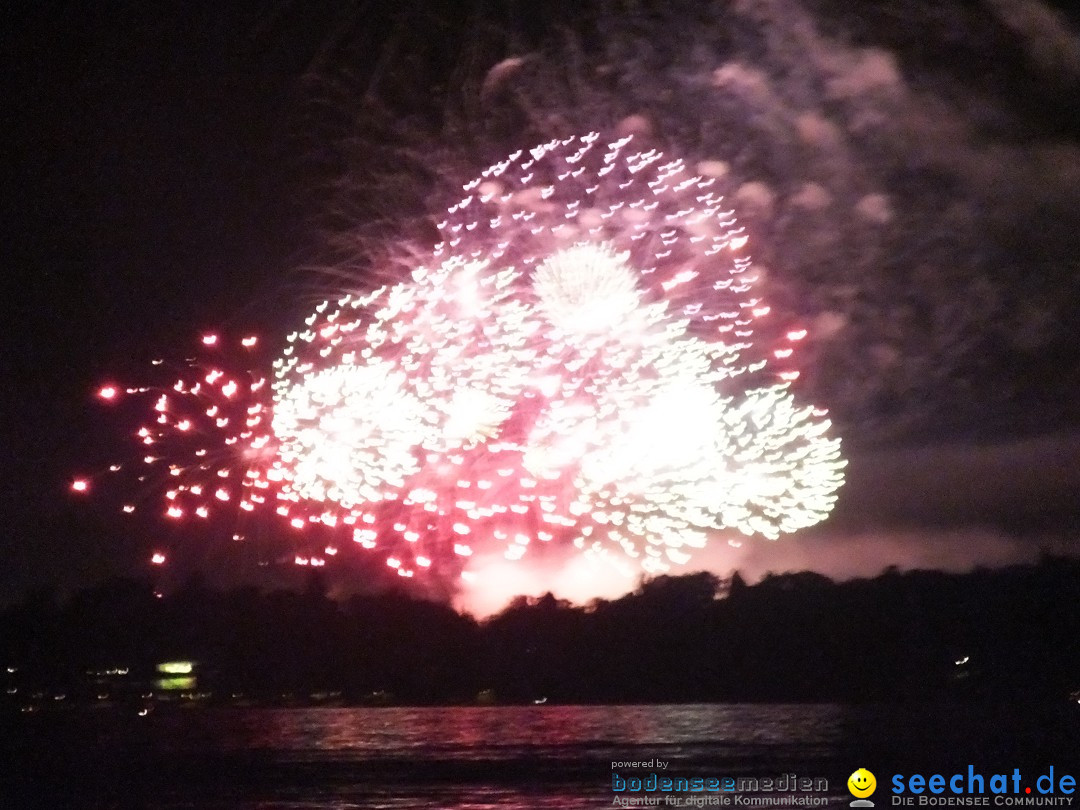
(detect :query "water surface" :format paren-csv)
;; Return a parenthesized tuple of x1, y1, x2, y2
(3, 702, 1074, 808)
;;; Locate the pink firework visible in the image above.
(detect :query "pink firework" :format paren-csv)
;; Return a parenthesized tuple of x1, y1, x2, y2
(94, 134, 845, 581)
(95, 334, 275, 522)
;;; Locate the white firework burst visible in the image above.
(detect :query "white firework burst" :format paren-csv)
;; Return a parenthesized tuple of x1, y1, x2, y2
(105, 133, 846, 581)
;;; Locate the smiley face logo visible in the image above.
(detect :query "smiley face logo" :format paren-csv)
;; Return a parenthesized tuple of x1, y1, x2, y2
(848, 768, 877, 798)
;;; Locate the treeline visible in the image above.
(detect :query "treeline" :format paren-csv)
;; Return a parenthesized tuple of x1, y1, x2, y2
(2, 558, 1079, 705)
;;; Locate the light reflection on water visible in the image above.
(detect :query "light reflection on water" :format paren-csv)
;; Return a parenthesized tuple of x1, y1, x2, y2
(165, 703, 842, 757)
(8, 699, 1075, 807)
(143, 704, 847, 808)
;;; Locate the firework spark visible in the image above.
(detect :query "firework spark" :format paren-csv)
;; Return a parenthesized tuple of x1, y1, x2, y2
(94, 134, 845, 582)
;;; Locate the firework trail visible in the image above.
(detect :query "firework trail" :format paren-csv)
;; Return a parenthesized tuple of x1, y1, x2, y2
(91, 133, 845, 581)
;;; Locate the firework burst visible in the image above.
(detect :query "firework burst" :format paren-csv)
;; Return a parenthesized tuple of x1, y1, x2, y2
(94, 133, 845, 582)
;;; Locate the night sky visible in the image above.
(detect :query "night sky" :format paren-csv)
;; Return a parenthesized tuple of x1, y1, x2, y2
(3, 0, 1080, 610)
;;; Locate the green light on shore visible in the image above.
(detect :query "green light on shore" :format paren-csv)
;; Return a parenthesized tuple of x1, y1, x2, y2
(157, 661, 194, 675)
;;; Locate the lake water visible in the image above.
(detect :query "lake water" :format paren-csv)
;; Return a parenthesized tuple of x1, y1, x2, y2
(2, 702, 1076, 808)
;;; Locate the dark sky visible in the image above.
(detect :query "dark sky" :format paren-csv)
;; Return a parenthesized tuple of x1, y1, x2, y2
(2, 0, 1079, 608)
(2, 2, 317, 598)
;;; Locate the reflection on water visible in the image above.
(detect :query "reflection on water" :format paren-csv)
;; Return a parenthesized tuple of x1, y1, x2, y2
(148, 704, 846, 808)
(164, 703, 842, 758)
(5, 702, 1076, 809)
(5, 703, 849, 808)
